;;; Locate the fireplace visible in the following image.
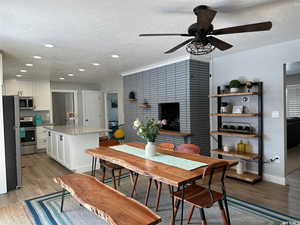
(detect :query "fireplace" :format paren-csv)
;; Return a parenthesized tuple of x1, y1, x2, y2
(159, 102, 180, 131)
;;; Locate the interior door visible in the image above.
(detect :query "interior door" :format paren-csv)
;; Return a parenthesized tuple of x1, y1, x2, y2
(82, 90, 101, 128)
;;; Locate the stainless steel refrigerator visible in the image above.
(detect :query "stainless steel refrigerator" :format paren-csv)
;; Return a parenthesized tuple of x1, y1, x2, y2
(3, 96, 22, 191)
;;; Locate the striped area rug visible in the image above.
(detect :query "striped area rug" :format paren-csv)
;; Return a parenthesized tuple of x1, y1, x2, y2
(25, 174, 300, 225)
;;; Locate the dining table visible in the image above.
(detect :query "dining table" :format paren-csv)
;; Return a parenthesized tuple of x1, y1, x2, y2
(86, 142, 238, 225)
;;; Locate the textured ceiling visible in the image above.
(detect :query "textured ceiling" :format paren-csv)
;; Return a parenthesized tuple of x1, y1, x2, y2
(1, 0, 300, 83)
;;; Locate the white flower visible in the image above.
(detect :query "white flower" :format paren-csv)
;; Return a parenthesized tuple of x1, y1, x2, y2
(161, 119, 167, 125)
(133, 119, 141, 128)
(139, 128, 143, 133)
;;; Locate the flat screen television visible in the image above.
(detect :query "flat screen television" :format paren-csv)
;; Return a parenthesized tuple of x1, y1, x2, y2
(159, 102, 180, 131)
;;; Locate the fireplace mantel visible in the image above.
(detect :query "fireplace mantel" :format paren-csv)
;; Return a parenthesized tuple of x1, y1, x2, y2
(159, 130, 192, 137)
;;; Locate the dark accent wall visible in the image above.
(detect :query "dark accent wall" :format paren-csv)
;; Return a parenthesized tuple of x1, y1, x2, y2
(123, 59, 210, 154)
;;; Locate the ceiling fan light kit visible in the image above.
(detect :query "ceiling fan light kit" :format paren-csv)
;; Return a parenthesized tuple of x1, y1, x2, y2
(186, 41, 215, 55)
(139, 5, 272, 55)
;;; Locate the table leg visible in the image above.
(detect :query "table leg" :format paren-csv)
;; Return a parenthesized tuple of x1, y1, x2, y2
(130, 172, 139, 198)
(91, 157, 95, 176)
(144, 178, 152, 206)
(171, 186, 175, 225)
(180, 184, 185, 225)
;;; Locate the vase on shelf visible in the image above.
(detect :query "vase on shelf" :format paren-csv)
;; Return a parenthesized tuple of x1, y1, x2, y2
(145, 142, 157, 157)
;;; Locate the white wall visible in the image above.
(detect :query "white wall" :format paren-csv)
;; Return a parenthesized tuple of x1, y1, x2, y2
(99, 76, 124, 125)
(0, 53, 7, 194)
(212, 38, 300, 185)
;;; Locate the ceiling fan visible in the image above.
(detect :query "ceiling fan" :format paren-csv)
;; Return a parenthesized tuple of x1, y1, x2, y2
(139, 5, 272, 55)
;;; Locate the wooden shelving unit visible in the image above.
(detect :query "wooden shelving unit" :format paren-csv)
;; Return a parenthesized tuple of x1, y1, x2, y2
(210, 131, 258, 138)
(227, 169, 261, 183)
(209, 82, 263, 184)
(210, 113, 259, 117)
(209, 92, 258, 98)
(211, 149, 260, 160)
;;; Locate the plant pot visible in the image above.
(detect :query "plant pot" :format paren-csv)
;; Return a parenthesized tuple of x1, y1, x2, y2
(145, 142, 157, 157)
(230, 87, 240, 93)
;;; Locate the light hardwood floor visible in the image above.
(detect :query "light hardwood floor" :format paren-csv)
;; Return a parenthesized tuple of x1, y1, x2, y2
(0, 153, 299, 225)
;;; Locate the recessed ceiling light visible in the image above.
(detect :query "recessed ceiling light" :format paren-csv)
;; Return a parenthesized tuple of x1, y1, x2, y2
(33, 55, 42, 59)
(78, 68, 85, 72)
(25, 63, 33, 67)
(92, 62, 100, 66)
(59, 77, 65, 80)
(44, 44, 54, 48)
(16, 74, 23, 77)
(68, 73, 74, 77)
(111, 54, 119, 58)
(20, 69, 27, 73)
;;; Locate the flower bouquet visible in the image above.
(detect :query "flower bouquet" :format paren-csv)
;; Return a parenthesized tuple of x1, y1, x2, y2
(133, 118, 167, 157)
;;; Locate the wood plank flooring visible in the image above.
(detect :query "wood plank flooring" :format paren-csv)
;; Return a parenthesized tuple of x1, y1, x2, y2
(0, 153, 299, 225)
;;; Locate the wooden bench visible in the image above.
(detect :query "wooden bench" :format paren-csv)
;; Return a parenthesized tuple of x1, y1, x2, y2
(54, 173, 161, 225)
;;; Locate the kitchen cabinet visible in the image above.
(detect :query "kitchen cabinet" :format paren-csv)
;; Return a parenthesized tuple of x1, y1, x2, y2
(3, 79, 51, 111)
(47, 131, 52, 156)
(36, 126, 48, 150)
(18, 80, 33, 96)
(45, 127, 106, 172)
(32, 80, 51, 111)
(4, 79, 33, 96)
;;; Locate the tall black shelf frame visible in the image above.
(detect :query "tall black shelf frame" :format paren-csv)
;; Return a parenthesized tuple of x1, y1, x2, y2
(210, 82, 264, 184)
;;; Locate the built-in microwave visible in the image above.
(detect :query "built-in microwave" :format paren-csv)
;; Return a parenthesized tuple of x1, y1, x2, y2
(19, 97, 33, 110)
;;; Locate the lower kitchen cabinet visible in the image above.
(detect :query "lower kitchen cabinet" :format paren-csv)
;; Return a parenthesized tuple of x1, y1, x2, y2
(36, 126, 48, 151)
(45, 129, 99, 172)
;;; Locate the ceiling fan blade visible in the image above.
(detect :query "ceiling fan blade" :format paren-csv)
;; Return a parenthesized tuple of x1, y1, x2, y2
(208, 36, 233, 51)
(195, 6, 217, 30)
(164, 38, 194, 54)
(139, 33, 191, 37)
(212, 21, 272, 35)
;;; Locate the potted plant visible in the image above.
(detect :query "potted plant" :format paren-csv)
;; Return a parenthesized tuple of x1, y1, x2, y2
(229, 80, 241, 93)
(133, 118, 167, 157)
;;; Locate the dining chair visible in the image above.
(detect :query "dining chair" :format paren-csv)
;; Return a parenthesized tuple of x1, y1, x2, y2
(99, 139, 132, 190)
(144, 142, 175, 211)
(175, 144, 201, 154)
(173, 161, 231, 225)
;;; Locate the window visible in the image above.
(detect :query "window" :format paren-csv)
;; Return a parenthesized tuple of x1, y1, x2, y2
(287, 85, 300, 117)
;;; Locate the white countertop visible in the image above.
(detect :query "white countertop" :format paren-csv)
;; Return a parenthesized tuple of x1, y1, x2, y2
(44, 125, 110, 135)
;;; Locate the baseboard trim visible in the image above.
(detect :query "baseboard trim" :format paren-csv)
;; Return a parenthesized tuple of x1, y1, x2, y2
(263, 173, 286, 185)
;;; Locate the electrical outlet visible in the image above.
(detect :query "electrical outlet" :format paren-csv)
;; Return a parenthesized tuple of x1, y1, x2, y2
(271, 154, 280, 163)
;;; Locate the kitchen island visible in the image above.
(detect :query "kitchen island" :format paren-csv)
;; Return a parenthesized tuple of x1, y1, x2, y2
(44, 126, 110, 173)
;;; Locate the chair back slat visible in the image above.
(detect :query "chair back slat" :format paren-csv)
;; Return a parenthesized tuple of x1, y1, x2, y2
(201, 161, 229, 186)
(157, 142, 175, 151)
(101, 139, 121, 147)
(176, 144, 201, 154)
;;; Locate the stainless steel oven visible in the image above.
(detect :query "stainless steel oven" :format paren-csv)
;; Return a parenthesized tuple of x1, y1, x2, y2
(20, 117, 36, 154)
(19, 97, 33, 110)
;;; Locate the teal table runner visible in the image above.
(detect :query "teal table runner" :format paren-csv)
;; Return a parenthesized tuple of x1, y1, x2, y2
(110, 144, 208, 171)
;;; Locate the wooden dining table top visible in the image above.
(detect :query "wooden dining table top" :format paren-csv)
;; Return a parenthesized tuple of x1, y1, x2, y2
(86, 142, 238, 187)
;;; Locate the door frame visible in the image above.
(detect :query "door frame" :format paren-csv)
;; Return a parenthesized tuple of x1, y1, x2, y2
(51, 89, 78, 126)
(104, 90, 120, 130)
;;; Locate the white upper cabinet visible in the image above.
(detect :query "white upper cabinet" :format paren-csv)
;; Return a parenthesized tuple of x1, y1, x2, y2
(3, 79, 51, 111)
(4, 79, 33, 96)
(4, 79, 18, 95)
(18, 80, 33, 96)
(32, 80, 51, 111)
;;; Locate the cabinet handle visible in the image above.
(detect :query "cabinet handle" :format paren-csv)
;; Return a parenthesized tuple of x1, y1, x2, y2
(60, 135, 63, 141)
(48, 132, 51, 136)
